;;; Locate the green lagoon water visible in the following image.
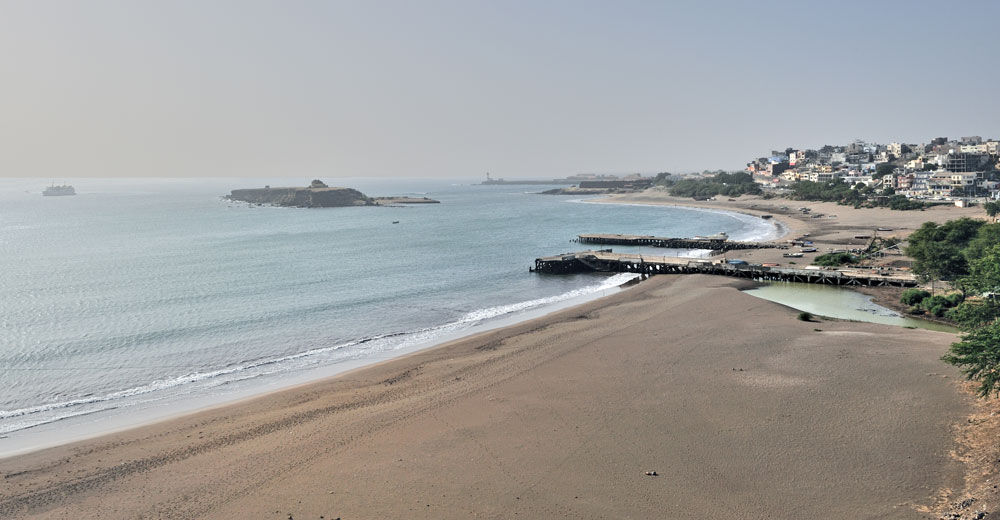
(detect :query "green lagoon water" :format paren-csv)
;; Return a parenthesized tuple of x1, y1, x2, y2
(745, 282, 959, 333)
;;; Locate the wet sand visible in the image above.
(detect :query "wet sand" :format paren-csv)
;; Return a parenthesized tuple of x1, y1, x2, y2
(0, 274, 968, 519)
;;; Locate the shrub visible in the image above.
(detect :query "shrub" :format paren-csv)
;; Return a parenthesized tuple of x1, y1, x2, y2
(922, 295, 949, 308)
(813, 252, 857, 267)
(797, 311, 813, 322)
(900, 289, 931, 306)
(667, 171, 761, 198)
(919, 294, 963, 317)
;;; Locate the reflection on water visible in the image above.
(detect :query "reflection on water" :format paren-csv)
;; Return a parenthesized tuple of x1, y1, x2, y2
(744, 282, 958, 333)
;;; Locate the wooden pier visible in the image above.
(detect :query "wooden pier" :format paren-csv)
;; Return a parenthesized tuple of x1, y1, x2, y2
(576, 234, 786, 255)
(531, 250, 918, 288)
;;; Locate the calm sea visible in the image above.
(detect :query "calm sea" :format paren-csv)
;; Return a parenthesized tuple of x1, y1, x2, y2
(0, 177, 779, 452)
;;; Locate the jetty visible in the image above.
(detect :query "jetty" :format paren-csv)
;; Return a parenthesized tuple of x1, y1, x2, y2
(575, 234, 786, 255)
(372, 196, 440, 206)
(531, 250, 918, 288)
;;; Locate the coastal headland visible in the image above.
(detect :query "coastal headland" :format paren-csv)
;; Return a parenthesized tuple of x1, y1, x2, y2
(0, 191, 992, 519)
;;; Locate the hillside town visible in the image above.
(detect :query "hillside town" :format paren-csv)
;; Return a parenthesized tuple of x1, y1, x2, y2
(746, 136, 1000, 202)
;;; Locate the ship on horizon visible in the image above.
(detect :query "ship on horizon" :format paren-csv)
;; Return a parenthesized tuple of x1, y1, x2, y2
(42, 184, 76, 196)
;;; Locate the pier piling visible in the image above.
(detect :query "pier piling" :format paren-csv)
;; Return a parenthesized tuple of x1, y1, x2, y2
(531, 251, 917, 288)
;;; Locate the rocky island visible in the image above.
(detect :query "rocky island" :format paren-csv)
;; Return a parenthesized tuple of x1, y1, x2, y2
(226, 180, 440, 208)
(228, 180, 371, 208)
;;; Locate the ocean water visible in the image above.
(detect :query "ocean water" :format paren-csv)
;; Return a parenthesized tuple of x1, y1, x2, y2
(0, 178, 779, 451)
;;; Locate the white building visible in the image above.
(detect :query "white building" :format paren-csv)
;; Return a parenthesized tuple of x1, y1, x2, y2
(842, 175, 874, 187)
(961, 143, 989, 154)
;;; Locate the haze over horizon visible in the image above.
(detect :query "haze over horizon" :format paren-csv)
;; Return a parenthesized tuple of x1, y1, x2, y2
(2, 0, 998, 179)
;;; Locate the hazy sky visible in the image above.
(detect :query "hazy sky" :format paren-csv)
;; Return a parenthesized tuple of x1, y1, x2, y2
(2, 0, 998, 178)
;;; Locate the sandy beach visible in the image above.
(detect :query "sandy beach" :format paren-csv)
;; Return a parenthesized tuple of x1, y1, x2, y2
(0, 271, 971, 519)
(1, 193, 992, 519)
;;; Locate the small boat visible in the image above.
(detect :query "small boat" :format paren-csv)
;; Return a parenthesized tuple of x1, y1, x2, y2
(783, 252, 803, 258)
(392, 220, 400, 224)
(760, 215, 773, 219)
(877, 227, 892, 231)
(800, 247, 818, 253)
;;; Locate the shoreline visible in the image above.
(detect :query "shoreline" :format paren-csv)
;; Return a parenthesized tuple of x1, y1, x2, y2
(577, 196, 790, 242)
(592, 190, 978, 328)
(0, 272, 639, 459)
(0, 274, 969, 518)
(0, 192, 990, 518)
(1, 198, 775, 459)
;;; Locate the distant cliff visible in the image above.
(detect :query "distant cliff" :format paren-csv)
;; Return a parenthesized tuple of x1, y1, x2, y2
(227, 180, 373, 208)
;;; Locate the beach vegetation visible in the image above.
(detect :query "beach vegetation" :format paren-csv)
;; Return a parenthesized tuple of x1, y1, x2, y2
(942, 321, 1000, 397)
(962, 244, 1000, 294)
(920, 294, 963, 317)
(900, 289, 931, 306)
(797, 311, 814, 322)
(963, 226, 1000, 263)
(985, 201, 1000, 220)
(887, 195, 926, 211)
(925, 219, 1000, 396)
(664, 171, 762, 198)
(946, 300, 1000, 330)
(786, 180, 927, 210)
(787, 179, 857, 202)
(813, 252, 858, 267)
(653, 172, 673, 184)
(905, 218, 987, 281)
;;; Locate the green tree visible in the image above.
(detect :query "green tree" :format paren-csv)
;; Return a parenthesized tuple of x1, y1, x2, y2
(909, 241, 968, 281)
(964, 223, 1000, 262)
(653, 172, 673, 185)
(946, 300, 1000, 330)
(985, 201, 1000, 221)
(942, 322, 1000, 397)
(964, 244, 1000, 294)
(874, 162, 895, 179)
(905, 219, 985, 280)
